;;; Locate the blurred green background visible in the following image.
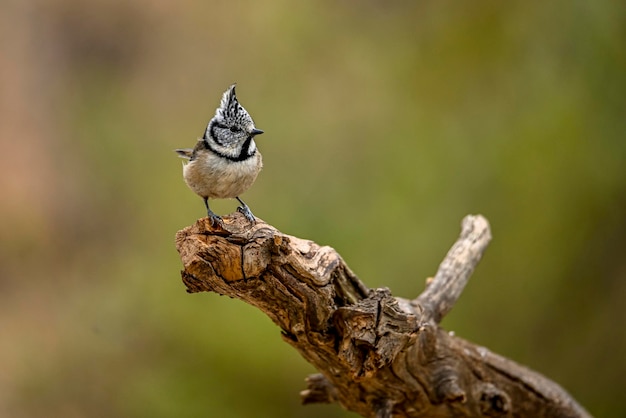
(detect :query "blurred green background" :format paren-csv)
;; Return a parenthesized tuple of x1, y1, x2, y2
(1, 1, 624, 417)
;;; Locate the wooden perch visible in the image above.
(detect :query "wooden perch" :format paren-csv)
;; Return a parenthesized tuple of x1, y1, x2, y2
(175, 213, 590, 418)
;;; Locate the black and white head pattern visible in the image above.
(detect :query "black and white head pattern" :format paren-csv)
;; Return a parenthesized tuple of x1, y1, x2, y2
(204, 84, 257, 149)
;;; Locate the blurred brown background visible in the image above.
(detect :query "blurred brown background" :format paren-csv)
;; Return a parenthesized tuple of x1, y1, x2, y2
(1, 1, 624, 417)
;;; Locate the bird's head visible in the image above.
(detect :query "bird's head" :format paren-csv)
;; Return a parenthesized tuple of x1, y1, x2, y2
(204, 84, 263, 150)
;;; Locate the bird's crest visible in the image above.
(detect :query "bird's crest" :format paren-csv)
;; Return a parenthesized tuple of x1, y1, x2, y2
(216, 84, 241, 120)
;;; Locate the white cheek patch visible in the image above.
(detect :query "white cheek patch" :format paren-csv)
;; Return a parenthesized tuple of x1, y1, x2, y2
(248, 139, 257, 155)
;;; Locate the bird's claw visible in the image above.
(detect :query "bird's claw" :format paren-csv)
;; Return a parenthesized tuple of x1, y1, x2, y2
(207, 211, 223, 227)
(237, 205, 256, 224)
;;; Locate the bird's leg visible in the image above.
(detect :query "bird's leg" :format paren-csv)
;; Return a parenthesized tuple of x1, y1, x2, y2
(236, 197, 256, 223)
(204, 197, 222, 226)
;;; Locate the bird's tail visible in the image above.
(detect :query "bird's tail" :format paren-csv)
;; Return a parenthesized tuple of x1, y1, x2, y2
(175, 149, 193, 159)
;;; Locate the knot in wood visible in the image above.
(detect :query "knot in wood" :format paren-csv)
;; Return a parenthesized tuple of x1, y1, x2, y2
(333, 288, 419, 378)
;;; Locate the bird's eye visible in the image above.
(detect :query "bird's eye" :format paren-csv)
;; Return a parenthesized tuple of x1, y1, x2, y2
(229, 126, 242, 133)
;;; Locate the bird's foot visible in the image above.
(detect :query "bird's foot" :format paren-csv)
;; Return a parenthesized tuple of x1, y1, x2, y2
(237, 205, 256, 224)
(235, 197, 256, 224)
(207, 210, 223, 227)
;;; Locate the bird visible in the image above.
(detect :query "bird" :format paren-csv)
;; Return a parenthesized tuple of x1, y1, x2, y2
(175, 84, 264, 226)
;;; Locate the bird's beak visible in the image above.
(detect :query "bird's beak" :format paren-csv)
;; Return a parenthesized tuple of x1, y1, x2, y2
(250, 128, 264, 137)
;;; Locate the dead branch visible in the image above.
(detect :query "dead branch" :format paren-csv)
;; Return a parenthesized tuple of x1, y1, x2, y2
(175, 213, 590, 418)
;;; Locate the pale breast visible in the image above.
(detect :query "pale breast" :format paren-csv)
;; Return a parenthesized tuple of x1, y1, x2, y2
(182, 151, 263, 199)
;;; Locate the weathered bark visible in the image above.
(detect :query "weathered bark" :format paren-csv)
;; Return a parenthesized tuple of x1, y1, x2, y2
(175, 213, 590, 418)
